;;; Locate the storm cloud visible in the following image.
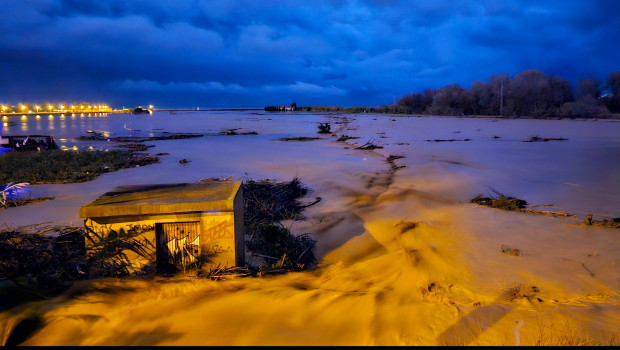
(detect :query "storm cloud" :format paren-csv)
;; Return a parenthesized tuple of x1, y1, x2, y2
(1, 0, 619, 108)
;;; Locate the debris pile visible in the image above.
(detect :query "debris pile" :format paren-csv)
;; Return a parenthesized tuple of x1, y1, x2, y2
(0, 226, 87, 296)
(242, 178, 320, 272)
(470, 194, 527, 211)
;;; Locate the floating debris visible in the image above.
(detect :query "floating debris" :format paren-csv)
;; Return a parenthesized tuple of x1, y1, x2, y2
(0, 135, 58, 151)
(386, 155, 406, 171)
(501, 245, 522, 256)
(425, 138, 471, 142)
(219, 129, 258, 136)
(583, 214, 620, 228)
(501, 283, 541, 303)
(524, 136, 568, 142)
(470, 194, 527, 211)
(274, 137, 320, 142)
(336, 135, 360, 142)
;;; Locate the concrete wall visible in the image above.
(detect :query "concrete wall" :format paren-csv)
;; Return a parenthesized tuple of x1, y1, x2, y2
(84, 209, 242, 275)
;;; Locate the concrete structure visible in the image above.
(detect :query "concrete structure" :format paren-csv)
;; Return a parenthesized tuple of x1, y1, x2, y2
(79, 181, 244, 274)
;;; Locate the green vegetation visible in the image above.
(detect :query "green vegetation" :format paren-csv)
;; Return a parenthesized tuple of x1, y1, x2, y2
(0, 149, 158, 184)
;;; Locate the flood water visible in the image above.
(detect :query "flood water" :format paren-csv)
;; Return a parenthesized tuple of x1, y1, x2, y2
(1, 111, 619, 345)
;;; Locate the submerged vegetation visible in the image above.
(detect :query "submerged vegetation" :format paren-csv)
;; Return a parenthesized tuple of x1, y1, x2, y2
(317, 122, 331, 134)
(77, 131, 204, 142)
(0, 149, 158, 184)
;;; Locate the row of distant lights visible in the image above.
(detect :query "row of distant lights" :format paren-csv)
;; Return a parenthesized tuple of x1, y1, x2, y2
(1, 104, 110, 113)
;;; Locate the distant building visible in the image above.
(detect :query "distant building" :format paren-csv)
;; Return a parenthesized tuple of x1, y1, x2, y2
(265, 102, 298, 112)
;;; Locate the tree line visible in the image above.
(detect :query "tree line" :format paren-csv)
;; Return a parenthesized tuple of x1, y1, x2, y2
(394, 69, 620, 118)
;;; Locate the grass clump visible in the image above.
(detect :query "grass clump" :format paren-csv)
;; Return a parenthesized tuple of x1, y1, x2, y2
(0, 149, 158, 184)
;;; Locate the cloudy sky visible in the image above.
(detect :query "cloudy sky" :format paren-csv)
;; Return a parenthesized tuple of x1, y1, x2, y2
(1, 0, 619, 108)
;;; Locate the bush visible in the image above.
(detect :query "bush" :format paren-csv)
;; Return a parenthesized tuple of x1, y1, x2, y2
(317, 123, 331, 133)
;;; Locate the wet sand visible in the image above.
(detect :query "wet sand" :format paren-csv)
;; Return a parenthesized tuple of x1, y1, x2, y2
(1, 112, 619, 345)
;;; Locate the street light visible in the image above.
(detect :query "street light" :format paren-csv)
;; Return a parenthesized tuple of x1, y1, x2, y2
(48, 105, 53, 111)
(36, 105, 41, 113)
(21, 105, 26, 111)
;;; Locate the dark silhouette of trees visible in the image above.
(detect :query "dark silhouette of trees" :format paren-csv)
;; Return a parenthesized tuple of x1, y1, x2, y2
(602, 71, 620, 113)
(396, 69, 616, 118)
(397, 89, 435, 113)
(577, 79, 600, 100)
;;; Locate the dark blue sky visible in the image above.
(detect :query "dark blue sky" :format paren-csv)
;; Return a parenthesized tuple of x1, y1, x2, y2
(1, 0, 619, 108)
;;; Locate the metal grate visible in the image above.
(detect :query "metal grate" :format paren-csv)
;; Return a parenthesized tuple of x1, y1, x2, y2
(157, 222, 201, 270)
